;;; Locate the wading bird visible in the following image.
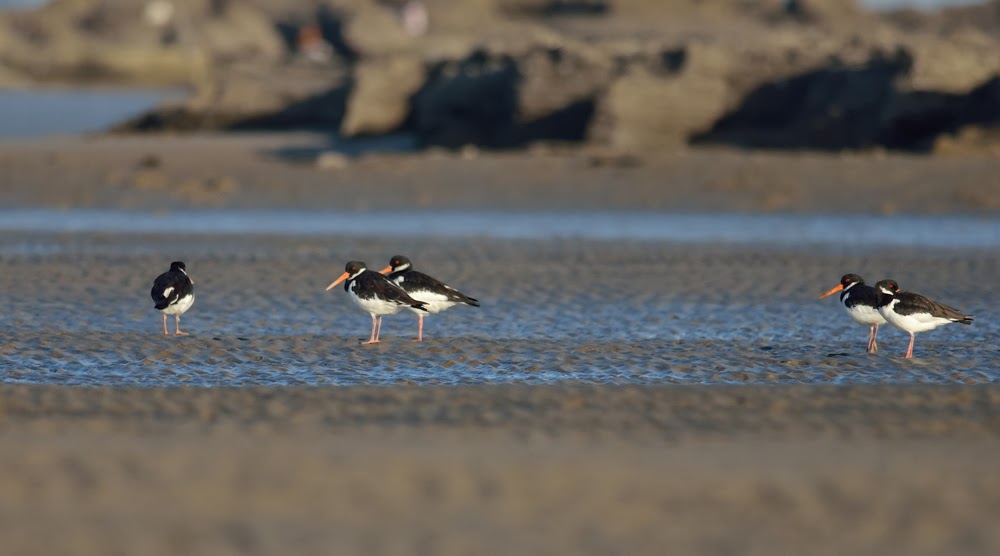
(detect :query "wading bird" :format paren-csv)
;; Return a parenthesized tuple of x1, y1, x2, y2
(380, 255, 480, 342)
(819, 273, 887, 353)
(151, 261, 195, 335)
(874, 279, 974, 359)
(326, 260, 427, 343)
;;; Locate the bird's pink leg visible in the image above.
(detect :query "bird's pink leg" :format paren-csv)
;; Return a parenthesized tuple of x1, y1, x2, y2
(374, 316, 383, 342)
(367, 314, 378, 343)
(162, 314, 169, 335)
(416, 314, 424, 342)
(871, 324, 879, 353)
(174, 315, 189, 336)
(904, 332, 915, 359)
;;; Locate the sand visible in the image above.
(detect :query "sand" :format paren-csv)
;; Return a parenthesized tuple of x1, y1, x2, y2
(1, 385, 999, 556)
(1, 133, 999, 554)
(1, 133, 999, 213)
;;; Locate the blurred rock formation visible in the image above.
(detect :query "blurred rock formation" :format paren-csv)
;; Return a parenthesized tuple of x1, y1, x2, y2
(1, 0, 997, 153)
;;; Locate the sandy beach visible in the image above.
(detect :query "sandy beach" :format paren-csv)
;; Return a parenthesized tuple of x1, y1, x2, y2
(1, 132, 999, 554)
(1, 133, 999, 213)
(1, 384, 998, 555)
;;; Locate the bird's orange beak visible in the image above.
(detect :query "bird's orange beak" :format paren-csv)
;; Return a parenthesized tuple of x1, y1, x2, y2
(818, 283, 844, 299)
(326, 271, 349, 291)
(378, 265, 392, 275)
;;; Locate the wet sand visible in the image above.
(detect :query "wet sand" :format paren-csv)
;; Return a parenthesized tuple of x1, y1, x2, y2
(1, 133, 999, 213)
(1, 384, 999, 556)
(1, 230, 997, 553)
(2, 134, 1000, 554)
(1, 232, 996, 385)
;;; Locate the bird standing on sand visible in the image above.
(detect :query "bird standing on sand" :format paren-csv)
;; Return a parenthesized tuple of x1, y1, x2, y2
(380, 255, 480, 342)
(151, 261, 195, 335)
(874, 279, 974, 359)
(326, 261, 427, 344)
(819, 273, 887, 353)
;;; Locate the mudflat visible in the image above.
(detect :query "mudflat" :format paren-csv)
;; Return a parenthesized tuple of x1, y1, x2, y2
(1, 133, 999, 554)
(1, 384, 998, 556)
(1, 133, 999, 213)
(0, 232, 995, 385)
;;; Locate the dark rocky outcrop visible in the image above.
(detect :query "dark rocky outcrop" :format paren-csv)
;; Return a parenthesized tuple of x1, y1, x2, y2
(693, 50, 1000, 153)
(3, 0, 998, 154)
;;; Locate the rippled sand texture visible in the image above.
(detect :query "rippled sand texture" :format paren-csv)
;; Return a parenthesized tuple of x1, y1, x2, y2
(0, 232, 996, 385)
(1, 231, 998, 555)
(1, 384, 998, 556)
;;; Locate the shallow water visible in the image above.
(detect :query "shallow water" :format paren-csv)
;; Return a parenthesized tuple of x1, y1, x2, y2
(0, 89, 185, 138)
(1, 209, 999, 248)
(0, 218, 996, 387)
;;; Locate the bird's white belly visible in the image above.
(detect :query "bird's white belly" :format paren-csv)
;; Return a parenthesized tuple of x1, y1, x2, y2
(880, 303, 951, 333)
(161, 293, 194, 315)
(351, 292, 402, 316)
(407, 290, 457, 314)
(844, 303, 886, 326)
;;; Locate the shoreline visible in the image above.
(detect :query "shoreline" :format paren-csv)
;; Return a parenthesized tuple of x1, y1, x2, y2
(2, 383, 998, 437)
(2, 130, 998, 554)
(1, 132, 998, 214)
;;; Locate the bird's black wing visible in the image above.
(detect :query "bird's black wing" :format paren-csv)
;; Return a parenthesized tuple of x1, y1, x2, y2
(361, 271, 428, 311)
(393, 270, 480, 306)
(897, 291, 974, 324)
(844, 284, 881, 310)
(152, 271, 182, 309)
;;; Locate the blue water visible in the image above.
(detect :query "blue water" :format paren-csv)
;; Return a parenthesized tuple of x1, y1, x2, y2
(0, 209, 997, 249)
(0, 211, 996, 387)
(0, 89, 185, 138)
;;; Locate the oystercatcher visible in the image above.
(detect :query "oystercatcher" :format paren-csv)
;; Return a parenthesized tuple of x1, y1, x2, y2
(819, 273, 887, 353)
(326, 260, 427, 344)
(150, 261, 195, 335)
(379, 255, 480, 341)
(874, 279, 974, 359)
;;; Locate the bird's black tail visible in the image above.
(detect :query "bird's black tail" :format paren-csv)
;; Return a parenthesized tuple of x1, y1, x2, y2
(957, 315, 974, 325)
(465, 296, 480, 307)
(412, 300, 429, 312)
(155, 300, 170, 310)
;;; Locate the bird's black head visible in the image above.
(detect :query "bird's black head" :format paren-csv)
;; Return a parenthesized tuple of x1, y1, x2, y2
(326, 261, 368, 292)
(170, 261, 187, 272)
(841, 273, 864, 287)
(875, 279, 899, 296)
(819, 272, 865, 299)
(389, 255, 412, 272)
(345, 261, 367, 276)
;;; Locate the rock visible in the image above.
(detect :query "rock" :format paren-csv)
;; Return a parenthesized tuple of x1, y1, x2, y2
(899, 30, 1000, 94)
(881, 0, 1000, 36)
(341, 54, 425, 137)
(340, 0, 415, 57)
(692, 49, 913, 150)
(933, 125, 1000, 157)
(410, 50, 521, 148)
(4, 0, 997, 155)
(594, 42, 731, 152)
(0, 0, 283, 87)
(516, 44, 612, 122)
(195, 1, 287, 65)
(316, 151, 351, 170)
(497, 0, 609, 17)
(767, 0, 865, 26)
